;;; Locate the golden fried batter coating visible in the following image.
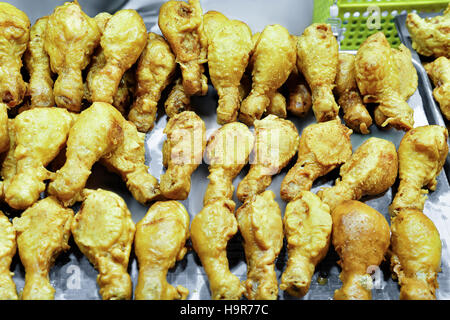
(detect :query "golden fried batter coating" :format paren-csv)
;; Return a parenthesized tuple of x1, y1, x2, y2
(44, 1, 100, 111)
(392, 44, 418, 101)
(318, 137, 398, 211)
(406, 5, 450, 58)
(93, 11, 112, 31)
(85, 12, 136, 115)
(160, 111, 206, 200)
(5, 108, 75, 210)
(332, 200, 390, 300)
(265, 91, 287, 118)
(236, 190, 283, 300)
(297, 24, 339, 122)
(1, 119, 17, 197)
(239, 25, 296, 125)
(48, 102, 124, 206)
(158, 0, 208, 97)
(100, 118, 161, 205)
(204, 122, 254, 205)
(0, 211, 18, 300)
(0, 103, 8, 154)
(335, 53, 372, 134)
(390, 208, 442, 300)
(425, 56, 450, 120)
(71, 189, 135, 300)
(0, 2, 30, 107)
(112, 68, 135, 115)
(24, 16, 54, 108)
(135, 201, 190, 300)
(191, 199, 245, 300)
(355, 32, 414, 131)
(164, 77, 192, 118)
(204, 11, 253, 124)
(13, 197, 73, 300)
(389, 125, 448, 217)
(237, 115, 299, 203)
(88, 9, 147, 104)
(280, 191, 331, 298)
(281, 120, 352, 202)
(128, 32, 176, 132)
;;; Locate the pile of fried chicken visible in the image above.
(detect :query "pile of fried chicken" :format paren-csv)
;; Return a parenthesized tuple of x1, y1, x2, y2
(0, 0, 448, 301)
(407, 5, 450, 121)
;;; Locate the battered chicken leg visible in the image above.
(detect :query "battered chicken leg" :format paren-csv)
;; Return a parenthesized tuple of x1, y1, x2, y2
(237, 115, 299, 203)
(424, 56, 450, 120)
(204, 122, 254, 205)
(280, 191, 332, 298)
(128, 32, 177, 132)
(71, 189, 135, 300)
(387, 126, 445, 300)
(84, 12, 135, 115)
(239, 24, 296, 125)
(100, 118, 161, 205)
(355, 32, 414, 131)
(44, 1, 100, 111)
(406, 5, 450, 59)
(24, 16, 54, 108)
(0, 211, 18, 300)
(390, 208, 441, 300)
(280, 120, 353, 202)
(235, 190, 283, 300)
(204, 11, 253, 124)
(332, 200, 390, 300)
(88, 9, 147, 104)
(297, 24, 340, 122)
(318, 137, 398, 212)
(389, 125, 448, 217)
(191, 123, 253, 300)
(0, 2, 30, 107)
(191, 199, 245, 300)
(335, 53, 372, 134)
(135, 201, 190, 300)
(5, 108, 75, 210)
(48, 102, 124, 206)
(13, 197, 73, 300)
(160, 111, 206, 200)
(158, 0, 208, 97)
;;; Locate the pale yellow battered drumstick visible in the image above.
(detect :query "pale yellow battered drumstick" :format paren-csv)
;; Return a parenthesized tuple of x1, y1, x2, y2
(71, 189, 135, 300)
(24, 16, 54, 108)
(48, 102, 124, 206)
(13, 197, 73, 300)
(280, 191, 332, 298)
(44, 1, 100, 111)
(135, 201, 190, 300)
(0, 2, 29, 108)
(236, 190, 283, 300)
(5, 108, 75, 210)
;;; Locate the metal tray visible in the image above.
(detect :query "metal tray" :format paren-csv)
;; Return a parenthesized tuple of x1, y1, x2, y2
(5, 1, 450, 300)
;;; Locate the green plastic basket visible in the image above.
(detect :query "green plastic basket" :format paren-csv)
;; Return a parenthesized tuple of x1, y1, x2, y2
(313, 0, 449, 50)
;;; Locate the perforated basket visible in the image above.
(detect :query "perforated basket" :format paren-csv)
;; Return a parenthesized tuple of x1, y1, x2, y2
(313, 0, 449, 50)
